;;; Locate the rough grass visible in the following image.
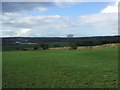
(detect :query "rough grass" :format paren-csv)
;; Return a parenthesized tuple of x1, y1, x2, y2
(50, 43, 120, 50)
(77, 43, 120, 50)
(2, 47, 118, 88)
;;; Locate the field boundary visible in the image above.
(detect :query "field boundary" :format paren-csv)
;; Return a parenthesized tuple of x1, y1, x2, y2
(50, 43, 120, 50)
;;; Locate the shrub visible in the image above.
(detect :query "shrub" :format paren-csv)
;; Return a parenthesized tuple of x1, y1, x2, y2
(69, 45, 77, 50)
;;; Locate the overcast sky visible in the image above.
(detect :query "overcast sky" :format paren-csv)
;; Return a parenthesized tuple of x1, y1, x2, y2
(1, 0, 119, 37)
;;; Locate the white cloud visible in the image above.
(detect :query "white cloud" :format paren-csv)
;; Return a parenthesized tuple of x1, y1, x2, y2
(2, 13, 69, 29)
(38, 7, 47, 12)
(2, 2, 54, 13)
(101, 5, 118, 13)
(16, 28, 31, 36)
(101, 0, 119, 13)
(2, 12, 118, 37)
(78, 13, 118, 28)
(2, 1, 119, 37)
(2, 30, 16, 37)
(54, 0, 80, 8)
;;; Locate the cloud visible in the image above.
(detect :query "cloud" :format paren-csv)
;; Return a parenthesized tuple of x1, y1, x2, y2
(2, 13, 69, 29)
(16, 28, 31, 36)
(101, 5, 118, 13)
(78, 13, 118, 29)
(2, 2, 54, 13)
(2, 12, 118, 37)
(2, 0, 119, 13)
(2, 1, 118, 37)
(38, 7, 47, 12)
(2, 2, 81, 13)
(101, 0, 119, 13)
(2, 30, 17, 37)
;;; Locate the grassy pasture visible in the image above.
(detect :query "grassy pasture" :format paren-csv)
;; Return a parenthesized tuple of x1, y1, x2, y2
(2, 47, 118, 88)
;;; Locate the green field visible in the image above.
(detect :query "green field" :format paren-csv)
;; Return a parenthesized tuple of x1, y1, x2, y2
(2, 48, 118, 88)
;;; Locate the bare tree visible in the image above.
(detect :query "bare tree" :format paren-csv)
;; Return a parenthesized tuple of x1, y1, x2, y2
(67, 34, 77, 50)
(67, 34, 74, 46)
(67, 34, 74, 38)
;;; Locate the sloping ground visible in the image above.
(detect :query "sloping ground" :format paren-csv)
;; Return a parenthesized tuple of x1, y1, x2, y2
(50, 43, 120, 50)
(77, 43, 120, 50)
(2, 47, 118, 88)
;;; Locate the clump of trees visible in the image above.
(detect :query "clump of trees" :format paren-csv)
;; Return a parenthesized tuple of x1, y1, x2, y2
(16, 43, 49, 51)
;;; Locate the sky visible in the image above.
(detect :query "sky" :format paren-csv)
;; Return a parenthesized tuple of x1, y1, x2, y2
(1, 0, 119, 37)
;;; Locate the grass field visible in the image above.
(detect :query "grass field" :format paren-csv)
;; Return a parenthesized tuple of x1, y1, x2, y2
(2, 47, 118, 88)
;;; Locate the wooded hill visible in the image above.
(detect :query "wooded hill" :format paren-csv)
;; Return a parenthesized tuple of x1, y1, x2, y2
(2, 35, 120, 46)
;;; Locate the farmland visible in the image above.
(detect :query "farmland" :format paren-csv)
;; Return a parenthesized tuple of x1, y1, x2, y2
(2, 47, 118, 88)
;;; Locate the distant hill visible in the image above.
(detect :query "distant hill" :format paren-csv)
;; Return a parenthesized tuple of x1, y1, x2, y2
(2, 35, 120, 46)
